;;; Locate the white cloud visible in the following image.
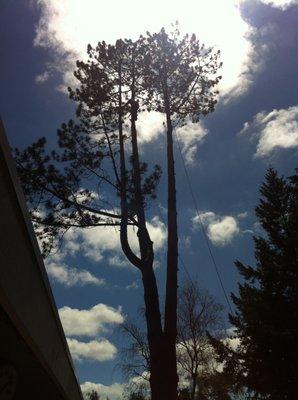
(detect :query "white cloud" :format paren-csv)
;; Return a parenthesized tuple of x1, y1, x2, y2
(125, 281, 139, 290)
(33, 0, 260, 101)
(81, 376, 150, 400)
(175, 121, 208, 165)
(35, 70, 50, 84)
(46, 261, 105, 287)
(136, 111, 165, 143)
(193, 211, 240, 246)
(208, 217, 240, 246)
(240, 106, 298, 157)
(44, 241, 104, 287)
(67, 338, 117, 362)
(145, 216, 167, 251)
(81, 381, 124, 400)
(108, 255, 131, 269)
(237, 211, 248, 219)
(65, 216, 166, 263)
(137, 114, 207, 165)
(222, 327, 241, 352)
(59, 303, 124, 337)
(261, 0, 298, 9)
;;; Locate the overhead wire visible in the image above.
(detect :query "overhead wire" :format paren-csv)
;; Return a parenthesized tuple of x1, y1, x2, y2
(173, 129, 234, 315)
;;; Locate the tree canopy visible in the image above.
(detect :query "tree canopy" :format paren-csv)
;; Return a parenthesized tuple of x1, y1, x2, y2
(210, 168, 298, 400)
(15, 25, 221, 400)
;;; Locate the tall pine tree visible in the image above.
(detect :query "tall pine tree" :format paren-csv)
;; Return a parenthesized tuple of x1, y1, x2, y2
(15, 29, 221, 400)
(211, 168, 298, 400)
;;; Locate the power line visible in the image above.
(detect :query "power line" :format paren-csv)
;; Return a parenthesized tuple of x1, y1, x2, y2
(174, 130, 233, 315)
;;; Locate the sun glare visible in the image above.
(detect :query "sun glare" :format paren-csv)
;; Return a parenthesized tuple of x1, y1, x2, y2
(36, 0, 252, 96)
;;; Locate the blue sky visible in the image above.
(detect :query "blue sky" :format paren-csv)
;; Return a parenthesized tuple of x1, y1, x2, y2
(1, 0, 298, 398)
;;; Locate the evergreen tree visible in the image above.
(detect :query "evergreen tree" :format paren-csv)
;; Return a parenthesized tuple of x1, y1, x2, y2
(15, 28, 221, 400)
(211, 168, 298, 399)
(142, 28, 221, 399)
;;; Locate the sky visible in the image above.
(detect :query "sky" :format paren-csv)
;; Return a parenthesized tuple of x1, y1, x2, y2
(1, 0, 298, 398)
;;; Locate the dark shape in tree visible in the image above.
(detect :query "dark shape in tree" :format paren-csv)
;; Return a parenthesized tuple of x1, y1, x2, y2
(211, 168, 298, 400)
(86, 390, 100, 400)
(15, 27, 221, 400)
(126, 392, 147, 400)
(178, 388, 192, 400)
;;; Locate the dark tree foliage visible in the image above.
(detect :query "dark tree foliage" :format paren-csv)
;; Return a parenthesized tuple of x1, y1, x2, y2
(15, 39, 161, 256)
(210, 168, 298, 400)
(15, 26, 221, 400)
(126, 393, 147, 400)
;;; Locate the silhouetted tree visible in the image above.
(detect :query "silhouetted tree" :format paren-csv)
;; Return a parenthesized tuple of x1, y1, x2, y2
(177, 281, 223, 400)
(120, 281, 228, 399)
(211, 168, 298, 399)
(119, 312, 150, 381)
(142, 27, 221, 399)
(15, 27, 221, 400)
(122, 379, 149, 400)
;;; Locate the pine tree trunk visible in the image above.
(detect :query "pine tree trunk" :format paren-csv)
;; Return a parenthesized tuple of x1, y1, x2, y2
(163, 96, 179, 400)
(130, 91, 167, 400)
(142, 264, 167, 400)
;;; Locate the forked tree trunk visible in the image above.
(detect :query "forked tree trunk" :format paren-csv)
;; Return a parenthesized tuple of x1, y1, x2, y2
(130, 89, 167, 400)
(120, 66, 179, 400)
(142, 264, 167, 400)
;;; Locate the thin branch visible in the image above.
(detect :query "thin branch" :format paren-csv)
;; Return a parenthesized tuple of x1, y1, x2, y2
(84, 164, 118, 190)
(32, 218, 133, 228)
(101, 111, 121, 185)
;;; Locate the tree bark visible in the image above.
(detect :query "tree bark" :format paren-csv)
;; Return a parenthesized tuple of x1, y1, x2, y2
(142, 264, 166, 400)
(120, 62, 178, 400)
(118, 64, 142, 268)
(191, 372, 197, 400)
(163, 89, 179, 400)
(130, 83, 166, 400)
